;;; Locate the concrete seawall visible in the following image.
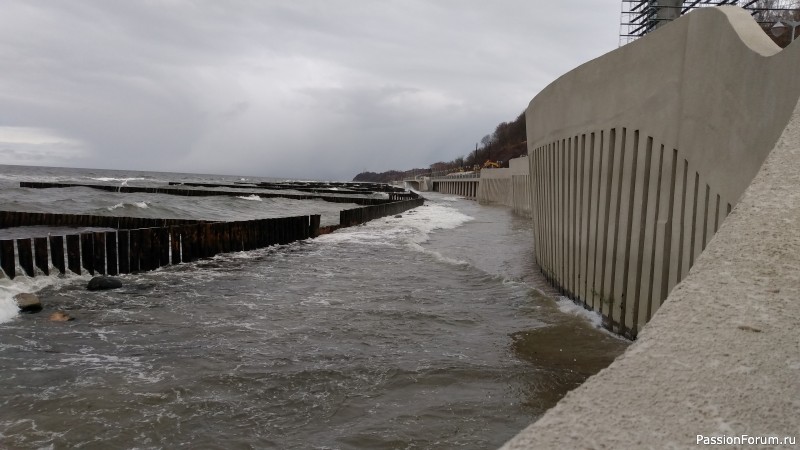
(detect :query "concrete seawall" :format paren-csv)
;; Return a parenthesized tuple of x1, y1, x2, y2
(502, 5, 800, 448)
(502, 80, 800, 450)
(526, 6, 800, 337)
(476, 157, 531, 218)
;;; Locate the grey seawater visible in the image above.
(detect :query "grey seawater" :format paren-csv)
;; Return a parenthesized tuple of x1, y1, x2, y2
(0, 166, 628, 449)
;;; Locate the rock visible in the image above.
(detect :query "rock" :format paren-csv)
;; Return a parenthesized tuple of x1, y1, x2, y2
(87, 276, 123, 291)
(14, 293, 42, 313)
(394, 215, 402, 218)
(49, 311, 74, 322)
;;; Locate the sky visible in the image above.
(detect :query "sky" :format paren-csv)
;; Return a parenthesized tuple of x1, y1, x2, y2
(0, 1, 621, 181)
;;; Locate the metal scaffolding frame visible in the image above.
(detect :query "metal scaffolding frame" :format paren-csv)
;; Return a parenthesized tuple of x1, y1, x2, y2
(620, 0, 800, 45)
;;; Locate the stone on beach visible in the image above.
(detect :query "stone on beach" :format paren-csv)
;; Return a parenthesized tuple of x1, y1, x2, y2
(87, 276, 123, 291)
(49, 311, 74, 322)
(14, 293, 42, 313)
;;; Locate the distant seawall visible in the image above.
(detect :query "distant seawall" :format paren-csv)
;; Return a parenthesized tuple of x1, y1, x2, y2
(525, 6, 800, 338)
(411, 156, 531, 217)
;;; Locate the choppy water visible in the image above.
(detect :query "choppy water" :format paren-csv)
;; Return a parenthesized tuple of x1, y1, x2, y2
(0, 165, 628, 449)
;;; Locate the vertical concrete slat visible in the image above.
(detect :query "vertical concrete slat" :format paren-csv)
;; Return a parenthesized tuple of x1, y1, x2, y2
(653, 148, 678, 314)
(638, 141, 663, 330)
(578, 134, 589, 304)
(599, 128, 620, 321)
(611, 128, 637, 334)
(572, 135, 581, 300)
(585, 132, 600, 308)
(565, 139, 573, 294)
(625, 133, 653, 338)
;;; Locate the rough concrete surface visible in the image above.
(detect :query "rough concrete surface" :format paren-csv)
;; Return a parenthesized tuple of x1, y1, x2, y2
(501, 89, 800, 449)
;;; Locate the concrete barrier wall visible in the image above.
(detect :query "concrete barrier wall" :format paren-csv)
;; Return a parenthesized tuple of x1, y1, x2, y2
(503, 59, 800, 450)
(475, 157, 531, 215)
(526, 6, 800, 337)
(477, 168, 512, 205)
(431, 178, 479, 198)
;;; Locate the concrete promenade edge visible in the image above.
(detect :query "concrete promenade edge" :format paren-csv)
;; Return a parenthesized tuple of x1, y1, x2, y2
(500, 98, 800, 448)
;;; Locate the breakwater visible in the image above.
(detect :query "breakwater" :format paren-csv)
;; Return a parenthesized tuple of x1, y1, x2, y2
(0, 184, 423, 279)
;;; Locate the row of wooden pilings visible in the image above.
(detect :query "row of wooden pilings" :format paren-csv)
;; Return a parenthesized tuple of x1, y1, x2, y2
(433, 179, 479, 198)
(19, 182, 396, 206)
(0, 197, 424, 280)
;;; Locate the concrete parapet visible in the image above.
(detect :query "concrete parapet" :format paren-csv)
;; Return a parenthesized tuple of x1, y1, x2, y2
(526, 6, 800, 337)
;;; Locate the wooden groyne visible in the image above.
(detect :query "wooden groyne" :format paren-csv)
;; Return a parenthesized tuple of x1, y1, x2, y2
(0, 194, 423, 280)
(19, 182, 397, 206)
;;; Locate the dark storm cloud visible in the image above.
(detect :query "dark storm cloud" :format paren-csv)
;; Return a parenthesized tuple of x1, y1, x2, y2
(0, 1, 619, 180)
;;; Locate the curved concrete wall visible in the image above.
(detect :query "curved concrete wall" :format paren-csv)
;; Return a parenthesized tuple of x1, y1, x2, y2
(504, 66, 800, 450)
(527, 6, 800, 337)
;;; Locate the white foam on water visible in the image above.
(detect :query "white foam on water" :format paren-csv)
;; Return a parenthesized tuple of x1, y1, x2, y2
(107, 201, 149, 211)
(236, 194, 263, 201)
(318, 202, 473, 248)
(89, 177, 145, 183)
(0, 274, 80, 324)
(555, 296, 627, 340)
(406, 242, 470, 267)
(555, 296, 603, 328)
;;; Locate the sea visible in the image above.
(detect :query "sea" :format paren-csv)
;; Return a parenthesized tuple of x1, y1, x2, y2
(0, 164, 628, 449)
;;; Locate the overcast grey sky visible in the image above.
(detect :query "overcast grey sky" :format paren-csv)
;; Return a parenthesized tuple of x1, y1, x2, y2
(0, 1, 620, 180)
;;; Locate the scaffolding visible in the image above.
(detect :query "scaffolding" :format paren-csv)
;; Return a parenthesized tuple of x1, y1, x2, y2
(620, 0, 800, 45)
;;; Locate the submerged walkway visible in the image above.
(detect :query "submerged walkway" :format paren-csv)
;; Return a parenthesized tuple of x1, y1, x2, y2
(501, 95, 800, 449)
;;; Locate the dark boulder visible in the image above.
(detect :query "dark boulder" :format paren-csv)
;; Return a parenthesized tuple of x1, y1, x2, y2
(87, 276, 123, 291)
(14, 293, 42, 313)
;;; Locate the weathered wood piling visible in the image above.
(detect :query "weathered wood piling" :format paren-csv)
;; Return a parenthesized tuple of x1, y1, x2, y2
(0, 193, 423, 279)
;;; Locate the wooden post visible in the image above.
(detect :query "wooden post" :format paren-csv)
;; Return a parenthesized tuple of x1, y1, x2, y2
(170, 227, 181, 264)
(50, 235, 65, 274)
(106, 231, 118, 276)
(310, 215, 320, 238)
(81, 233, 94, 275)
(0, 239, 15, 279)
(181, 225, 195, 263)
(17, 238, 34, 277)
(34, 237, 49, 276)
(66, 234, 81, 274)
(128, 229, 141, 273)
(93, 233, 106, 275)
(118, 230, 130, 274)
(140, 228, 153, 271)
